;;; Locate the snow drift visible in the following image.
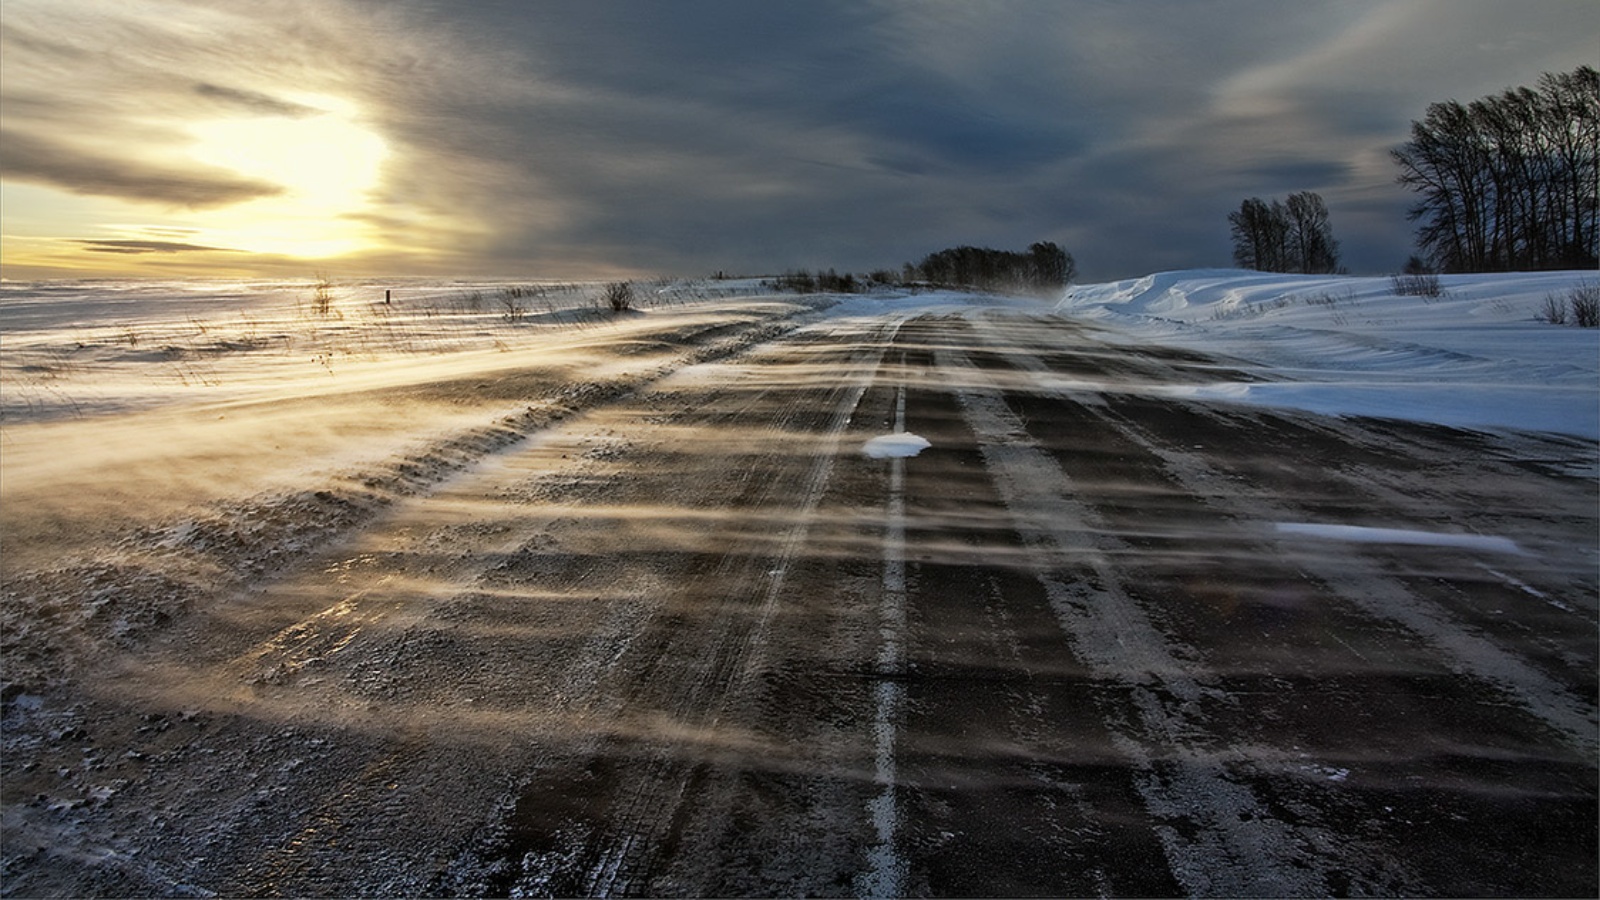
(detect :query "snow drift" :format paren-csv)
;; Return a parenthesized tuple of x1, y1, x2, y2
(1057, 269, 1600, 438)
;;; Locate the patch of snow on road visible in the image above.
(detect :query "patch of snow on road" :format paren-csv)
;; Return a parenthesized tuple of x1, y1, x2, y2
(862, 432, 931, 459)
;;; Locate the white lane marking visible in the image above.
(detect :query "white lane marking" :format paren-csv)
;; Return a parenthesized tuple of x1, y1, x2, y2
(859, 384, 909, 900)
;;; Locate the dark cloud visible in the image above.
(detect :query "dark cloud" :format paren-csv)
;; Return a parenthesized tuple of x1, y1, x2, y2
(0, 128, 284, 208)
(77, 239, 236, 255)
(3, 0, 1596, 279)
(193, 83, 317, 117)
(371, 2, 1407, 277)
(0, 145, 272, 212)
(1237, 160, 1358, 192)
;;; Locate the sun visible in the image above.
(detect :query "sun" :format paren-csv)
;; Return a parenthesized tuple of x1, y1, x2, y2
(184, 92, 389, 258)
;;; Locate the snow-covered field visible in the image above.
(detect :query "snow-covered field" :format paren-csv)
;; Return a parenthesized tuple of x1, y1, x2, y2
(1058, 269, 1600, 438)
(6, 268, 1594, 435)
(0, 277, 760, 422)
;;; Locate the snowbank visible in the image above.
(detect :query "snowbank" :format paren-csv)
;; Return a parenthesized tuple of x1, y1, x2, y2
(1057, 269, 1600, 438)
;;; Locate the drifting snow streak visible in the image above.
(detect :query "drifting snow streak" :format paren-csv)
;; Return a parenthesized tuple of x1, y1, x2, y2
(939, 344, 1330, 898)
(1075, 391, 1600, 759)
(571, 324, 897, 897)
(859, 386, 909, 899)
(1276, 522, 1527, 555)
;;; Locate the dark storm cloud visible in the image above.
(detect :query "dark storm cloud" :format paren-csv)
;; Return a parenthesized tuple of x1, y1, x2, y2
(1237, 160, 1357, 192)
(391, 0, 1596, 278)
(3, 0, 1595, 278)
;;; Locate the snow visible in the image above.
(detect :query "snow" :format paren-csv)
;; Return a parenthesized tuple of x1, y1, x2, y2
(1274, 522, 1528, 556)
(0, 277, 770, 420)
(862, 432, 931, 459)
(2, 268, 1594, 488)
(1057, 269, 1600, 438)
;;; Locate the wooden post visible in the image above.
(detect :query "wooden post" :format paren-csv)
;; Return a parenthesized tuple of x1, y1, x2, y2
(385, 289, 391, 304)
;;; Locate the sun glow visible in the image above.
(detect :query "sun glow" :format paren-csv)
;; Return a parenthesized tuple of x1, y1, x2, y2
(183, 93, 389, 258)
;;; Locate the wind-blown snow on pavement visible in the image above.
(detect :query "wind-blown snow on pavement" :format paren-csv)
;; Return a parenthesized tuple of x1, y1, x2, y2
(1, 273, 1595, 897)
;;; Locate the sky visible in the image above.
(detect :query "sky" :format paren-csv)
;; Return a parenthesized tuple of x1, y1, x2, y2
(1, 0, 1595, 282)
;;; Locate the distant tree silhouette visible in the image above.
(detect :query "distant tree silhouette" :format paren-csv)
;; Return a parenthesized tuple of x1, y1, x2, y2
(768, 240, 1077, 297)
(1228, 197, 1288, 272)
(907, 242, 1075, 293)
(1228, 192, 1341, 274)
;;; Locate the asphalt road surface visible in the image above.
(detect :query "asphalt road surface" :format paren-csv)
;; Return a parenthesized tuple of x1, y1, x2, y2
(4, 307, 1596, 897)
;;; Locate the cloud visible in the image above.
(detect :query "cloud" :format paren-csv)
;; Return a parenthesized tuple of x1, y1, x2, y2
(3, 0, 1596, 279)
(192, 83, 318, 118)
(76, 238, 236, 254)
(0, 128, 285, 208)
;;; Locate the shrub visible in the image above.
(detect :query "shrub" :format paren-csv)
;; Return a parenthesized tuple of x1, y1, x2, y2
(770, 270, 866, 294)
(1570, 284, 1600, 327)
(1538, 284, 1600, 327)
(772, 270, 817, 293)
(1538, 293, 1569, 325)
(1391, 273, 1445, 298)
(311, 276, 336, 316)
(500, 293, 527, 323)
(604, 281, 635, 313)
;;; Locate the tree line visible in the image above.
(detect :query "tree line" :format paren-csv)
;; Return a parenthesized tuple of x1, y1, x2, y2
(906, 241, 1075, 292)
(770, 241, 1076, 296)
(1229, 66, 1596, 275)
(1392, 66, 1598, 272)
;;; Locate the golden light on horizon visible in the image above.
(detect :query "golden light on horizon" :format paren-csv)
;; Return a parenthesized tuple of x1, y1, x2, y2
(182, 92, 390, 259)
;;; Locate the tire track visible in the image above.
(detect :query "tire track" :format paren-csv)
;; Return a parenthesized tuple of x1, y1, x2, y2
(13, 304, 1590, 897)
(994, 339, 1600, 760)
(936, 340, 1333, 897)
(955, 310, 1595, 894)
(474, 317, 905, 896)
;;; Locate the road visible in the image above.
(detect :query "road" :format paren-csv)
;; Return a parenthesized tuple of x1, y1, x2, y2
(4, 305, 1596, 897)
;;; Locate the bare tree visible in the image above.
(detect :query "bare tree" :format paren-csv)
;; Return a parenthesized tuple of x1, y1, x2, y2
(603, 281, 635, 313)
(1393, 66, 1599, 272)
(1229, 197, 1283, 271)
(1229, 193, 1339, 273)
(1285, 191, 1341, 274)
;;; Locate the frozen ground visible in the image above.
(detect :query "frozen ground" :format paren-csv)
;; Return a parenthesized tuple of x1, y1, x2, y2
(1, 271, 1596, 897)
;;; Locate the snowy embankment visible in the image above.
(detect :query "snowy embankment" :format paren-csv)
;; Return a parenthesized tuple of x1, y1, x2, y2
(1057, 269, 1600, 438)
